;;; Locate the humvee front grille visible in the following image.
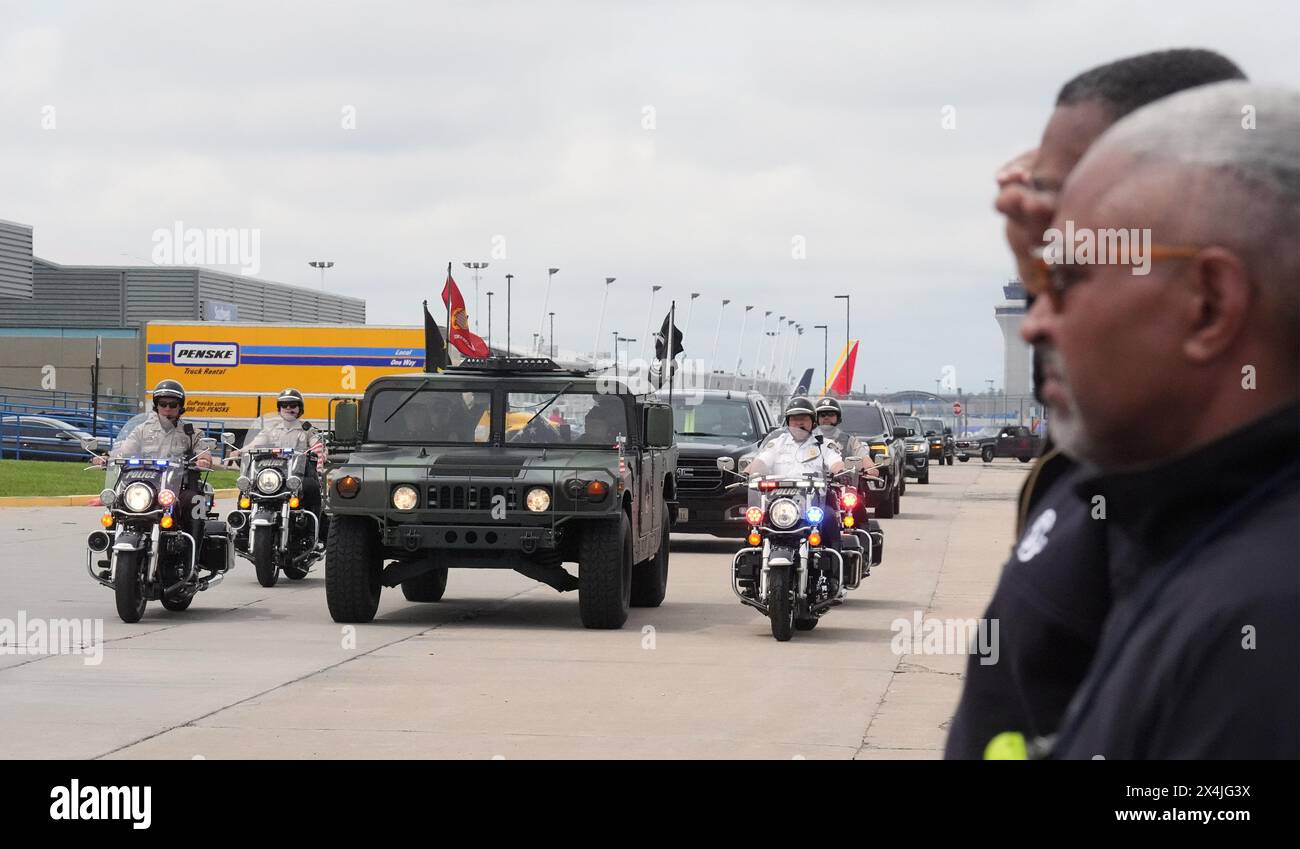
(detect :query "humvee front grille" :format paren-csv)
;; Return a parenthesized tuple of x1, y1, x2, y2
(427, 484, 520, 511)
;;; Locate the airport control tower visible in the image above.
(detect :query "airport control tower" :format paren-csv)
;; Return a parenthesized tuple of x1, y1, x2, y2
(995, 280, 1032, 398)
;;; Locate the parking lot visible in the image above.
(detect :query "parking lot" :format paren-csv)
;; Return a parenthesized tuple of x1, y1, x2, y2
(0, 460, 1029, 759)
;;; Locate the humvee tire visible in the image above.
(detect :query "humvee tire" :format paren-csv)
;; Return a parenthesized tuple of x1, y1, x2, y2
(401, 566, 448, 602)
(579, 512, 632, 629)
(326, 516, 382, 622)
(630, 505, 669, 608)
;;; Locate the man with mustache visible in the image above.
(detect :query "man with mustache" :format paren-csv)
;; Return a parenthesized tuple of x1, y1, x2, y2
(944, 49, 1247, 759)
(1031, 81, 1299, 757)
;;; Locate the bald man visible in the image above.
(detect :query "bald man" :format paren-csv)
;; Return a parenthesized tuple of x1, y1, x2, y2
(1029, 82, 1300, 759)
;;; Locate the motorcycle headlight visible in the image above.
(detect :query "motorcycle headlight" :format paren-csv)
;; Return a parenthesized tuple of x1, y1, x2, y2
(122, 482, 154, 513)
(768, 498, 800, 529)
(525, 487, 551, 512)
(256, 468, 283, 494)
(391, 484, 419, 511)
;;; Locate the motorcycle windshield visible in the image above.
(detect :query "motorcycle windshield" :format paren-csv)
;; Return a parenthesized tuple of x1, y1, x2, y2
(105, 413, 152, 488)
(240, 414, 314, 477)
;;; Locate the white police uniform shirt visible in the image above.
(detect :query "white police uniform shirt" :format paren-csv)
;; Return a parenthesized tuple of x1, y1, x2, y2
(750, 430, 843, 477)
(110, 412, 199, 461)
(244, 414, 321, 451)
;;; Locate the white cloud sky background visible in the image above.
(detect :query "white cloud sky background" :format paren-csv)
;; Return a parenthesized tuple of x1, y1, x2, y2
(3, 0, 1296, 392)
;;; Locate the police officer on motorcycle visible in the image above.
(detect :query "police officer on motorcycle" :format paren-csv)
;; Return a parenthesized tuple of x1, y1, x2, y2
(94, 379, 213, 539)
(233, 388, 328, 543)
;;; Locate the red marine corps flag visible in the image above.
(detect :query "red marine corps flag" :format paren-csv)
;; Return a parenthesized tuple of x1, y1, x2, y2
(441, 265, 491, 358)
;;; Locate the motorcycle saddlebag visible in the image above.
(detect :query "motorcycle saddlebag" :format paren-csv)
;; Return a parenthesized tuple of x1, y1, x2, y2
(202, 520, 232, 573)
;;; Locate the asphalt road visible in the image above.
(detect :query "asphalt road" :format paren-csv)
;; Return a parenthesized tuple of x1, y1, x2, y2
(0, 459, 1029, 759)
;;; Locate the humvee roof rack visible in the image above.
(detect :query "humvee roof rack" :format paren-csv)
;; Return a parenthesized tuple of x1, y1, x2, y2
(450, 356, 578, 374)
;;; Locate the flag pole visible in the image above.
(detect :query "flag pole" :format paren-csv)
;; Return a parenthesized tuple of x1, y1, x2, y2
(667, 300, 676, 404)
(445, 262, 452, 362)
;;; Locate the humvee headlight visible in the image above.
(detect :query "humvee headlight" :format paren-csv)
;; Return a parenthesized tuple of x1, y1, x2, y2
(525, 487, 551, 512)
(256, 469, 283, 494)
(768, 498, 800, 529)
(122, 482, 154, 513)
(391, 485, 419, 511)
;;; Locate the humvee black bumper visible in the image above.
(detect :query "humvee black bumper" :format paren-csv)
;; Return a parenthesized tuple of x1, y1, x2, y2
(383, 523, 558, 553)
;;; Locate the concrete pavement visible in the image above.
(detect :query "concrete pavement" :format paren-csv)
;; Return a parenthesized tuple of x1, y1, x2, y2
(0, 460, 1029, 759)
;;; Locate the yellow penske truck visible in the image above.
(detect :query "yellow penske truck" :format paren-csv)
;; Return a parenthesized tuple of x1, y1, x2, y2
(144, 322, 429, 433)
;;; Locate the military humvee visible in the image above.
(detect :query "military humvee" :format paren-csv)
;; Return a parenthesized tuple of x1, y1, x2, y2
(323, 358, 677, 629)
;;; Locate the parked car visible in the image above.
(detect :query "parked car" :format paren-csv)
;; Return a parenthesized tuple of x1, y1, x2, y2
(837, 400, 905, 518)
(0, 415, 108, 461)
(954, 425, 1041, 463)
(919, 418, 954, 465)
(656, 388, 776, 537)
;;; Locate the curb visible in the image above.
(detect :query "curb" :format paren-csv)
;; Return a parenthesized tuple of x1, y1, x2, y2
(0, 488, 240, 509)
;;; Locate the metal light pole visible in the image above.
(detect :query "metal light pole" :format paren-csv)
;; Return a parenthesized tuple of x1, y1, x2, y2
(683, 292, 700, 340)
(537, 268, 559, 354)
(617, 336, 636, 385)
(709, 298, 730, 389)
(505, 274, 513, 357)
(766, 315, 785, 387)
(463, 262, 489, 332)
(834, 294, 850, 358)
(814, 324, 828, 394)
(733, 305, 752, 378)
(593, 277, 614, 368)
(308, 260, 334, 290)
(751, 310, 771, 386)
(612, 331, 620, 382)
(486, 291, 494, 353)
(642, 285, 662, 364)
(548, 312, 555, 359)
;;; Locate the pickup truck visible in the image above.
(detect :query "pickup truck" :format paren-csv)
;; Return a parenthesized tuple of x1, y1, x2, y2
(954, 425, 1041, 463)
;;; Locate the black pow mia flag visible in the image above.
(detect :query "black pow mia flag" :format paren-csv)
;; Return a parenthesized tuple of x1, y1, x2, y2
(652, 309, 684, 388)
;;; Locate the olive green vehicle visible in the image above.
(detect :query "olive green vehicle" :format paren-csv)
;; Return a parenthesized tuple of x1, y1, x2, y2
(323, 358, 677, 629)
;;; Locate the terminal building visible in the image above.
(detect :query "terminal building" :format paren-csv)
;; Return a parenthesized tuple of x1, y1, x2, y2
(0, 219, 365, 402)
(994, 279, 1032, 399)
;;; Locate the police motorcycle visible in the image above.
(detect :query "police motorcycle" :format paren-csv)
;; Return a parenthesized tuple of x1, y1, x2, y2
(716, 445, 877, 641)
(222, 422, 326, 588)
(80, 415, 234, 623)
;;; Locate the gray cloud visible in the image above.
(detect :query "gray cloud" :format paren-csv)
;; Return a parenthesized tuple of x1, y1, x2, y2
(3, 0, 1296, 391)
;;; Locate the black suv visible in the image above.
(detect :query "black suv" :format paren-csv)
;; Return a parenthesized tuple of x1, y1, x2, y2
(656, 388, 776, 537)
(837, 400, 906, 518)
(895, 414, 933, 484)
(919, 418, 954, 466)
(324, 358, 677, 629)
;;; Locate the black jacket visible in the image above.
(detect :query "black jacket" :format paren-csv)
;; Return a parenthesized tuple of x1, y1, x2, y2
(944, 454, 1110, 758)
(1054, 402, 1300, 759)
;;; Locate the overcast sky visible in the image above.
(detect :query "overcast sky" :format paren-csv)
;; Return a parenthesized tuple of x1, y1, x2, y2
(3, 1, 1296, 393)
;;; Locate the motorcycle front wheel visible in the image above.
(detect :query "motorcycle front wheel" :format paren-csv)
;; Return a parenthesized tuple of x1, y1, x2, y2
(114, 550, 148, 623)
(253, 529, 279, 588)
(768, 567, 794, 642)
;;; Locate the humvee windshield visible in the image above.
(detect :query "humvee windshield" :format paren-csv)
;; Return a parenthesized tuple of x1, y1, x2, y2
(367, 388, 491, 443)
(506, 390, 627, 447)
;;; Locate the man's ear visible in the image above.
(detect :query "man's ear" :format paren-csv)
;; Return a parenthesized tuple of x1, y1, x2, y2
(1183, 247, 1252, 364)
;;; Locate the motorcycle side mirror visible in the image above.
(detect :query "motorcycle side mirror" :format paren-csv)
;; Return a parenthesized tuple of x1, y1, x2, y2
(715, 457, 735, 472)
(846, 456, 864, 471)
(221, 431, 238, 446)
(737, 456, 753, 474)
(197, 437, 217, 453)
